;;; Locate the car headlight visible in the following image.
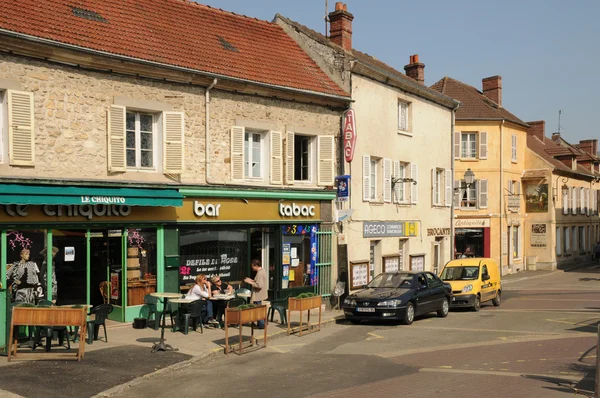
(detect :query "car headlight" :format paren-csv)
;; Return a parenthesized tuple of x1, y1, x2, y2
(344, 298, 356, 306)
(377, 299, 402, 307)
(462, 284, 473, 293)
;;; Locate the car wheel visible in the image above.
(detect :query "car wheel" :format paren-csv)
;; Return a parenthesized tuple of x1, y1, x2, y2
(492, 291, 501, 307)
(472, 295, 481, 312)
(437, 298, 449, 318)
(403, 302, 415, 325)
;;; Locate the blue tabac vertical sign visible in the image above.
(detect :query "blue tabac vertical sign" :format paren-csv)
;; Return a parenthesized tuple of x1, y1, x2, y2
(336, 175, 350, 202)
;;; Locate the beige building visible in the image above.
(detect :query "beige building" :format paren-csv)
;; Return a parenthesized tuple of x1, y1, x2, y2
(277, 3, 459, 290)
(431, 76, 530, 275)
(525, 122, 600, 270)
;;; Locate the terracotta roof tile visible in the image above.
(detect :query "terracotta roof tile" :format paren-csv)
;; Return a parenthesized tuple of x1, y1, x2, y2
(430, 77, 527, 127)
(527, 134, 598, 177)
(0, 0, 349, 98)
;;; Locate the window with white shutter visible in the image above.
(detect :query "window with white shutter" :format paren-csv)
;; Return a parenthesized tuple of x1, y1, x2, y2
(398, 101, 409, 132)
(431, 168, 437, 206)
(270, 131, 283, 185)
(580, 187, 586, 215)
(479, 131, 488, 160)
(108, 105, 126, 172)
(285, 131, 294, 185)
(431, 168, 444, 206)
(461, 133, 477, 159)
(363, 155, 371, 202)
(479, 179, 488, 209)
(410, 164, 418, 204)
(7, 90, 35, 166)
(562, 186, 569, 215)
(163, 111, 184, 174)
(383, 159, 392, 203)
(571, 187, 577, 215)
(454, 131, 461, 160)
(453, 180, 461, 208)
(511, 134, 517, 163)
(445, 169, 452, 207)
(393, 161, 408, 203)
(317, 135, 334, 186)
(230, 126, 245, 181)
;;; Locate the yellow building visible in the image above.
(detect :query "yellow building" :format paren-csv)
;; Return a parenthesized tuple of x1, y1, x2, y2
(431, 76, 530, 274)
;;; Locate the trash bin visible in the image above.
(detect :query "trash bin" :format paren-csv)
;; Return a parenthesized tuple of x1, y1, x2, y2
(133, 317, 147, 329)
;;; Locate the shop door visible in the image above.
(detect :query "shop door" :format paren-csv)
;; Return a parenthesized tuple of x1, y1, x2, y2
(249, 228, 275, 299)
(90, 229, 124, 322)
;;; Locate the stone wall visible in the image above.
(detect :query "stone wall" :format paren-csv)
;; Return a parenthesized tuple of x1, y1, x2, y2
(0, 54, 341, 187)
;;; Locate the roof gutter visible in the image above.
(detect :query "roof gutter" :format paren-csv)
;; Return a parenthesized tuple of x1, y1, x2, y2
(0, 29, 352, 103)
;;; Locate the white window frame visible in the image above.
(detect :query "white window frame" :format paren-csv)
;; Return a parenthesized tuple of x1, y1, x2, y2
(0, 90, 6, 163)
(461, 132, 477, 159)
(293, 133, 316, 183)
(398, 101, 409, 132)
(432, 168, 443, 206)
(244, 130, 267, 180)
(396, 162, 408, 203)
(460, 179, 477, 209)
(511, 134, 517, 163)
(126, 110, 159, 171)
(369, 157, 380, 201)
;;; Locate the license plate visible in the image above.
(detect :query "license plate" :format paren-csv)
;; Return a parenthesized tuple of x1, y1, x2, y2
(356, 307, 375, 312)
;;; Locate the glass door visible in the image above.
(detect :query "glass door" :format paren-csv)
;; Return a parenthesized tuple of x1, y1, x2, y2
(90, 229, 124, 321)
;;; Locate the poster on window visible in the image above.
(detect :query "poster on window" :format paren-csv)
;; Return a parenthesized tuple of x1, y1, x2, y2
(110, 272, 119, 300)
(64, 246, 75, 262)
(350, 262, 369, 288)
(531, 224, 547, 248)
(525, 183, 548, 213)
(179, 253, 241, 284)
(410, 255, 424, 271)
(384, 256, 399, 273)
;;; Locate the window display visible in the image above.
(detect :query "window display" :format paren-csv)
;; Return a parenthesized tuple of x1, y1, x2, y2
(126, 228, 157, 306)
(282, 224, 318, 288)
(5, 230, 46, 304)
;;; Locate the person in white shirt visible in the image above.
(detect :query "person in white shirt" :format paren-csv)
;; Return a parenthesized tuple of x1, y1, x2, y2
(185, 274, 217, 325)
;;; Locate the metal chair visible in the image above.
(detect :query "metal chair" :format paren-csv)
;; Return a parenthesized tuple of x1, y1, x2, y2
(86, 304, 113, 344)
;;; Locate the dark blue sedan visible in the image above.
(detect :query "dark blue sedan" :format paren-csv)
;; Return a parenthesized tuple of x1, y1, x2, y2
(342, 271, 452, 325)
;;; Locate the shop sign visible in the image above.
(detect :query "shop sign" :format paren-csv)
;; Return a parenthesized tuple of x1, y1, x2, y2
(335, 175, 350, 202)
(179, 254, 239, 282)
(507, 195, 520, 211)
(427, 228, 451, 236)
(3, 204, 131, 220)
(343, 109, 357, 162)
(363, 221, 419, 238)
(81, 196, 126, 205)
(193, 201, 221, 217)
(279, 203, 316, 217)
(531, 223, 547, 248)
(454, 218, 490, 228)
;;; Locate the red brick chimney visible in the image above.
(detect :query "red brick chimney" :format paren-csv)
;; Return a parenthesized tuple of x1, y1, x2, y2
(578, 139, 598, 156)
(404, 54, 425, 85)
(328, 2, 354, 51)
(482, 76, 502, 106)
(527, 120, 545, 141)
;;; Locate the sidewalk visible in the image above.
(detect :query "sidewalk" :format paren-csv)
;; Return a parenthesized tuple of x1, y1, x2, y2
(501, 261, 594, 284)
(0, 307, 343, 398)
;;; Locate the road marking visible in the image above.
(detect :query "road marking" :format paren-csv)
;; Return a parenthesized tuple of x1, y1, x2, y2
(437, 365, 453, 369)
(517, 360, 526, 363)
(366, 332, 384, 341)
(545, 318, 598, 327)
(419, 367, 590, 382)
(267, 343, 305, 353)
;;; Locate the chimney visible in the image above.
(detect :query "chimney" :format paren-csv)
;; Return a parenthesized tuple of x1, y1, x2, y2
(328, 2, 354, 51)
(526, 120, 545, 141)
(404, 54, 425, 85)
(551, 132, 561, 142)
(579, 139, 598, 156)
(482, 75, 502, 106)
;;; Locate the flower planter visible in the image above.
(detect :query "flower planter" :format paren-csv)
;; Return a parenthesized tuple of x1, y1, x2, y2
(287, 295, 322, 337)
(224, 305, 267, 355)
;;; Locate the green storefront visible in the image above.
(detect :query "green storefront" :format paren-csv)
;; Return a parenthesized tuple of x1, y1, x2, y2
(0, 184, 334, 354)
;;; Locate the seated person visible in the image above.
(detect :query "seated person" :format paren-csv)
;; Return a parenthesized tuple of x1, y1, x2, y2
(210, 276, 234, 295)
(186, 274, 218, 326)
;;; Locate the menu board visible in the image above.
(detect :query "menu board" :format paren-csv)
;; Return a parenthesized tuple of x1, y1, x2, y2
(410, 255, 425, 272)
(350, 261, 369, 289)
(384, 256, 399, 273)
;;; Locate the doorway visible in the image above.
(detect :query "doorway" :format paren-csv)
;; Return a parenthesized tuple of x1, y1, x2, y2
(90, 229, 124, 321)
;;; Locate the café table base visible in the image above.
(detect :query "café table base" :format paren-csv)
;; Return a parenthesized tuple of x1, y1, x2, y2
(151, 340, 178, 353)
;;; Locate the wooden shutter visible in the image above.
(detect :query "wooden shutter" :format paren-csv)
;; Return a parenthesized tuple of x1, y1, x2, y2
(580, 187, 586, 215)
(363, 155, 371, 202)
(562, 187, 569, 215)
(163, 111, 184, 174)
(107, 105, 126, 172)
(453, 180, 461, 208)
(285, 131, 294, 185)
(393, 161, 401, 203)
(7, 90, 35, 166)
(571, 187, 577, 215)
(431, 168, 437, 206)
(410, 163, 418, 205)
(479, 131, 488, 160)
(454, 131, 461, 159)
(317, 135, 334, 186)
(230, 126, 245, 181)
(479, 179, 488, 209)
(383, 158, 392, 203)
(270, 131, 283, 185)
(511, 135, 517, 162)
(445, 169, 452, 207)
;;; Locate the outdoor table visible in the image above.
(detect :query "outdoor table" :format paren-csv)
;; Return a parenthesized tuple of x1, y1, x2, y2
(150, 292, 182, 353)
(209, 294, 235, 327)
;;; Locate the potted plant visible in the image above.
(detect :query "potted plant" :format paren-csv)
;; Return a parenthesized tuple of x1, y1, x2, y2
(225, 303, 267, 325)
(288, 292, 322, 312)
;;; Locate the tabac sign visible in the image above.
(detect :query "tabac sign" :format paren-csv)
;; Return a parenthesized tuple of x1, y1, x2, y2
(343, 109, 357, 162)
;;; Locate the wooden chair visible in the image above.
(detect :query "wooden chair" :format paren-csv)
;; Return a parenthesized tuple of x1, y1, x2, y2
(99, 282, 109, 304)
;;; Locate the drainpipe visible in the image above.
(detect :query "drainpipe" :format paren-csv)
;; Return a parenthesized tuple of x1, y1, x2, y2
(450, 103, 460, 263)
(205, 78, 218, 184)
(500, 119, 505, 275)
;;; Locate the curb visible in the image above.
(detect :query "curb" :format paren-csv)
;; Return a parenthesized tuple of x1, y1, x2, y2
(93, 315, 343, 397)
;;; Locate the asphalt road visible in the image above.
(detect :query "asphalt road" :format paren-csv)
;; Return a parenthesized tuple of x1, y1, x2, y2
(112, 265, 600, 398)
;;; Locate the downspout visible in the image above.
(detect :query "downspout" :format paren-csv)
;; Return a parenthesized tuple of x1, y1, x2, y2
(499, 119, 505, 275)
(450, 103, 460, 263)
(205, 78, 218, 184)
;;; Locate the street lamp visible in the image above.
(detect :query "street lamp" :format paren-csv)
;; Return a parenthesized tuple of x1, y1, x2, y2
(454, 169, 476, 192)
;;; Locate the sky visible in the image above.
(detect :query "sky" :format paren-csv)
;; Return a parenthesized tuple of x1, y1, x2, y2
(201, 0, 599, 146)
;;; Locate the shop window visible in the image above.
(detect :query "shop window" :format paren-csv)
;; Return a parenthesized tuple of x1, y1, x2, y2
(52, 229, 87, 305)
(282, 224, 317, 288)
(5, 229, 47, 304)
(179, 227, 247, 287)
(125, 228, 157, 306)
(455, 229, 484, 258)
(126, 111, 158, 170)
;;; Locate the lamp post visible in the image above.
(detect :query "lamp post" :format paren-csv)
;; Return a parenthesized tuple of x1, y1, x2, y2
(452, 169, 476, 260)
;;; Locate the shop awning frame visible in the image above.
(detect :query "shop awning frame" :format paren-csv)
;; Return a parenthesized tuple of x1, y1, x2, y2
(0, 184, 183, 207)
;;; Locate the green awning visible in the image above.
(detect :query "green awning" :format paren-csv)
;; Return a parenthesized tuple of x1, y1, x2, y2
(0, 184, 183, 207)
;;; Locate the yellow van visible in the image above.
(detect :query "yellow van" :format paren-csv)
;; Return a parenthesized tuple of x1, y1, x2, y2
(439, 258, 501, 311)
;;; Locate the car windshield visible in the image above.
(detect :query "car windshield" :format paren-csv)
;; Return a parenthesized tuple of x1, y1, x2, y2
(368, 273, 413, 288)
(440, 266, 479, 281)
